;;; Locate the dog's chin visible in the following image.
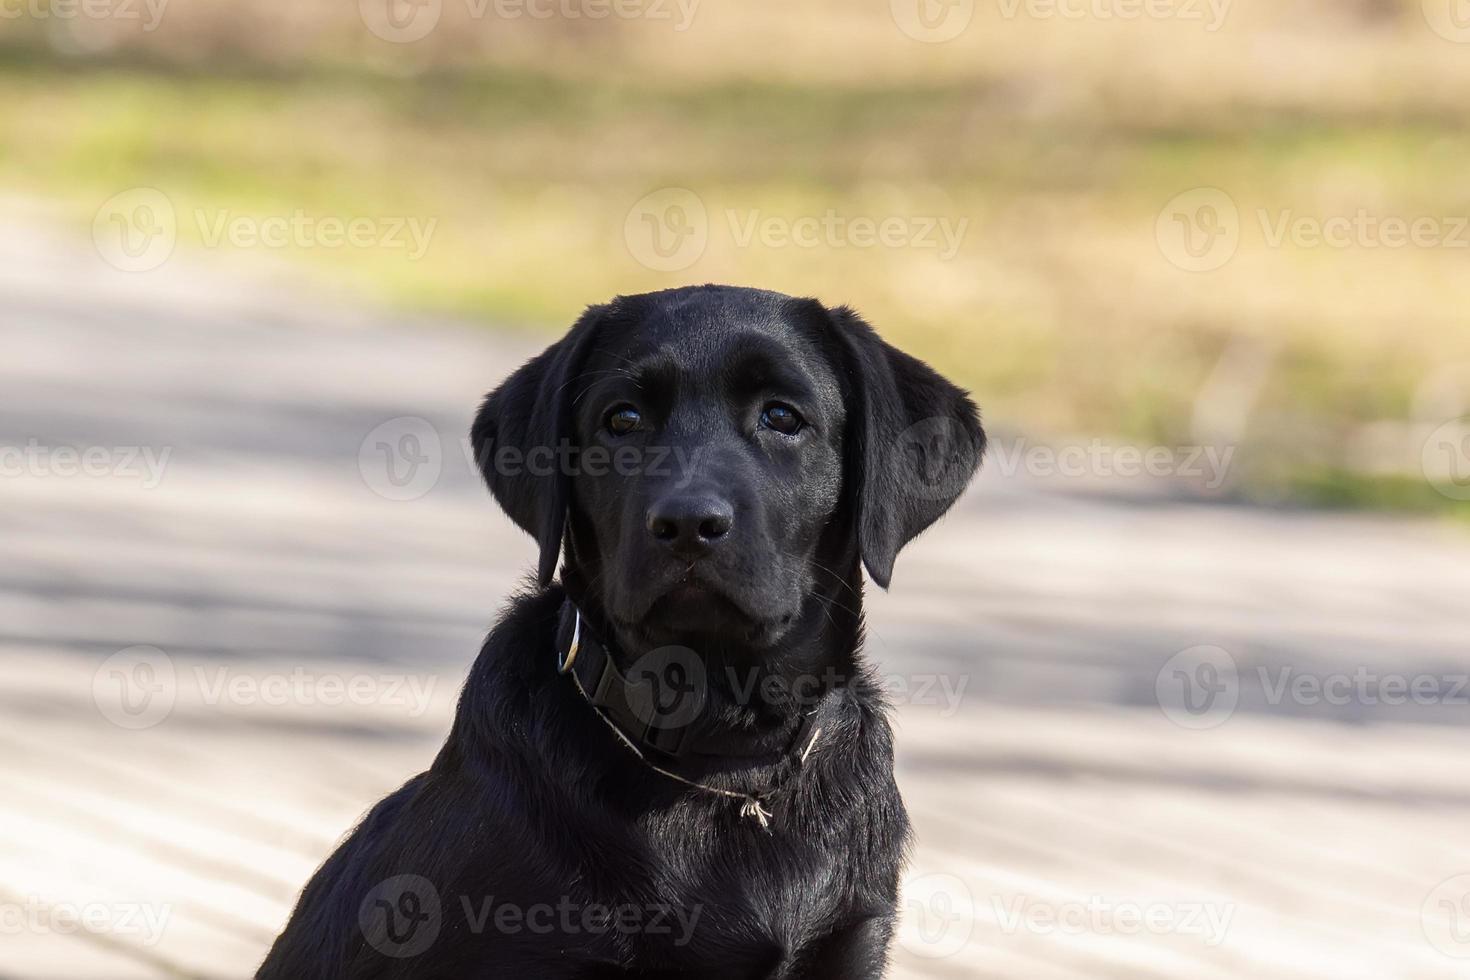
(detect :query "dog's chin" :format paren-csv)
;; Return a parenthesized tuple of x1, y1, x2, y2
(614, 582, 798, 651)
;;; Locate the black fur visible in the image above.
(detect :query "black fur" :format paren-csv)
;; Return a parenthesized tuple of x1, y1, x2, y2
(259, 285, 984, 979)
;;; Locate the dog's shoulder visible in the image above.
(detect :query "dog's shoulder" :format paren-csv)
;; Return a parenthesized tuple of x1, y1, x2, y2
(451, 584, 565, 734)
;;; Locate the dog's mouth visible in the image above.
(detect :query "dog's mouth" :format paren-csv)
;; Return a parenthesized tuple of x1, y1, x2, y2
(615, 569, 794, 647)
(648, 572, 747, 626)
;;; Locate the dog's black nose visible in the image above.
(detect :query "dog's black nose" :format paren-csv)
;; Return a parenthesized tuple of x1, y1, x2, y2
(646, 496, 734, 553)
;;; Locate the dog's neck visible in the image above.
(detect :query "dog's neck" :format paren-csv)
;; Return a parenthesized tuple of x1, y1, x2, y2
(557, 556, 865, 770)
(564, 565, 864, 681)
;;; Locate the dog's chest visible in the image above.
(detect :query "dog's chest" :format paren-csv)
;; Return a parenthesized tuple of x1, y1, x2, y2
(625, 808, 855, 971)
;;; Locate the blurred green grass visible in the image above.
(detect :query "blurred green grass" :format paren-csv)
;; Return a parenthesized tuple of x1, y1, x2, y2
(3, 9, 1469, 517)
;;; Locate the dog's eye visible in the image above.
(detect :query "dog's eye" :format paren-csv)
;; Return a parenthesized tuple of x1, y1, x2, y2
(759, 403, 803, 436)
(605, 405, 643, 436)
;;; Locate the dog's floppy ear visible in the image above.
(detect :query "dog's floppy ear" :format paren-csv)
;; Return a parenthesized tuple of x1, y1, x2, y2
(471, 305, 605, 587)
(827, 305, 985, 589)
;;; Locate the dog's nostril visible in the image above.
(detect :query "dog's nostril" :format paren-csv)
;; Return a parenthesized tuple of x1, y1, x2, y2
(648, 515, 679, 542)
(698, 514, 732, 541)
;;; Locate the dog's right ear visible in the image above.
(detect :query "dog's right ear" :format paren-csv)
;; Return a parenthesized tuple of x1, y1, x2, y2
(471, 305, 606, 588)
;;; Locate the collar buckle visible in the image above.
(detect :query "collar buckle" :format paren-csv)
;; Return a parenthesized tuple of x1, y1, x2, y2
(557, 610, 581, 674)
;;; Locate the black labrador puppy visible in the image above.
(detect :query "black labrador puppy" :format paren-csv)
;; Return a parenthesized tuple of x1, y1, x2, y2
(259, 285, 984, 979)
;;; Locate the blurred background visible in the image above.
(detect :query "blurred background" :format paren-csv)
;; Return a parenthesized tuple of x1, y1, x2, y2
(3, 1, 1470, 977)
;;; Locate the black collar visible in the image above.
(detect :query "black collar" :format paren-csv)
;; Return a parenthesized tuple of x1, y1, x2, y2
(554, 599, 822, 767)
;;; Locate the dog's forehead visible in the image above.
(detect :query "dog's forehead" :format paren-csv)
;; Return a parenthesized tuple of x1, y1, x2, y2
(597, 289, 838, 395)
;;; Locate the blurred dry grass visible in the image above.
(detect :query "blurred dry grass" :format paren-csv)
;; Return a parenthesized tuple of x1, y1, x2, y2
(3, 0, 1470, 511)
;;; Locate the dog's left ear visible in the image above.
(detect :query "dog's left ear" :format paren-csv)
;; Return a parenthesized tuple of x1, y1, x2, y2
(471, 305, 605, 587)
(825, 304, 986, 589)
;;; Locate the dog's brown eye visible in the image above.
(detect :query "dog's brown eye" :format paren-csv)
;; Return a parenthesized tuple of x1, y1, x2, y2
(760, 403, 803, 436)
(605, 405, 643, 436)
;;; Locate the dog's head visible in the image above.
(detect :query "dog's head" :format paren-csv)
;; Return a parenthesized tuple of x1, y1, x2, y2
(472, 285, 984, 652)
